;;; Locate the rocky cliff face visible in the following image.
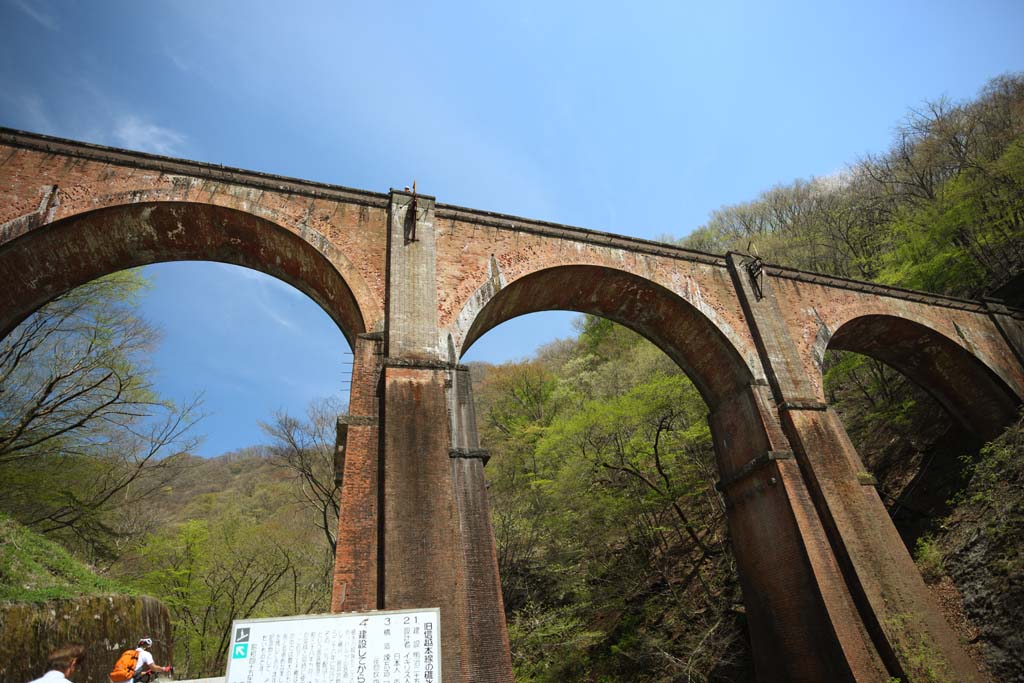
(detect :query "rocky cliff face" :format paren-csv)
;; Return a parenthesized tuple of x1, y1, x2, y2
(942, 527, 1024, 682)
(0, 594, 172, 683)
(935, 419, 1024, 683)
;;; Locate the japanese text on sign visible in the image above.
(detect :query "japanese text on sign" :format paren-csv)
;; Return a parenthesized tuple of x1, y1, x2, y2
(224, 608, 441, 683)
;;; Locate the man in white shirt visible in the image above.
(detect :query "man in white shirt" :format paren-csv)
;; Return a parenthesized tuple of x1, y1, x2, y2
(27, 643, 86, 683)
(131, 638, 172, 682)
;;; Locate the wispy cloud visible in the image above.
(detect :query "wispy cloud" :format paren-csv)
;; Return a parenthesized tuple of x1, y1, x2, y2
(256, 297, 297, 330)
(0, 92, 56, 134)
(112, 115, 187, 156)
(215, 263, 301, 329)
(219, 263, 270, 282)
(163, 46, 191, 73)
(10, 0, 59, 31)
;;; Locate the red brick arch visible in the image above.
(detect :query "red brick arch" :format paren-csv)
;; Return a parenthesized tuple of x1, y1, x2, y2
(455, 264, 757, 408)
(0, 201, 371, 346)
(827, 313, 1020, 439)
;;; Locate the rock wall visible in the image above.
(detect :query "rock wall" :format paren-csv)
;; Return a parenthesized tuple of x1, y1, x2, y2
(0, 594, 172, 683)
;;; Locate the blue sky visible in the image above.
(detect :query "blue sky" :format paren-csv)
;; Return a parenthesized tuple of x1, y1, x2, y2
(1, 0, 1022, 455)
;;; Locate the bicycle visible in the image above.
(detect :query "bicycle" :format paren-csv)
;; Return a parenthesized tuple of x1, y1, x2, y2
(134, 666, 174, 682)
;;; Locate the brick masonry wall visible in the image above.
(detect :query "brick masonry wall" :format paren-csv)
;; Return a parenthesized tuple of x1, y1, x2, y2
(332, 333, 384, 613)
(436, 216, 761, 380)
(767, 273, 1024, 403)
(0, 138, 389, 337)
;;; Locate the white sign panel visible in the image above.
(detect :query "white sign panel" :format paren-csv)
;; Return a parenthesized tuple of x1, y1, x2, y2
(224, 608, 441, 683)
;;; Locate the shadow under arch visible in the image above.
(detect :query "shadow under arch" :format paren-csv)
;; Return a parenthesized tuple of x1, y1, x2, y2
(458, 264, 755, 408)
(828, 314, 1021, 440)
(0, 201, 368, 346)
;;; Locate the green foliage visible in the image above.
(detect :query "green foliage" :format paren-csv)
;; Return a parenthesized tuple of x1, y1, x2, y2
(682, 74, 1024, 298)
(0, 267, 336, 677)
(949, 415, 1024, 573)
(884, 613, 955, 683)
(123, 448, 336, 678)
(876, 136, 1024, 297)
(478, 319, 747, 682)
(0, 270, 201, 559)
(482, 75, 1024, 682)
(506, 603, 602, 682)
(913, 536, 945, 584)
(0, 513, 128, 602)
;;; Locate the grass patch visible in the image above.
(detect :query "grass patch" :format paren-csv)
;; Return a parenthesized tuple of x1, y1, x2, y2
(0, 514, 130, 603)
(914, 535, 945, 584)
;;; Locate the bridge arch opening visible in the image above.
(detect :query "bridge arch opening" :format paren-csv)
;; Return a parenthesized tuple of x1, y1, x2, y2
(455, 264, 850, 680)
(822, 313, 1022, 545)
(0, 201, 370, 346)
(826, 313, 1020, 440)
(458, 264, 756, 408)
(0, 254, 354, 672)
(464, 313, 755, 680)
(0, 202, 361, 640)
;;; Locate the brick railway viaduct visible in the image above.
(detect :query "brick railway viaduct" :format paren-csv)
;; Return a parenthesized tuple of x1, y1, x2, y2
(2, 128, 1023, 682)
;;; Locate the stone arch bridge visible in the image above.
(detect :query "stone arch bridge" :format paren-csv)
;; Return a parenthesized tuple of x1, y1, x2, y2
(2, 128, 1022, 683)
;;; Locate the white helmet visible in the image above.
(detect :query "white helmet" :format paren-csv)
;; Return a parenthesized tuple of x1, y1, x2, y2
(138, 637, 153, 648)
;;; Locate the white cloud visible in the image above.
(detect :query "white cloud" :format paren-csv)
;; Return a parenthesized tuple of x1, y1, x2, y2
(113, 115, 187, 156)
(217, 263, 266, 281)
(10, 0, 58, 31)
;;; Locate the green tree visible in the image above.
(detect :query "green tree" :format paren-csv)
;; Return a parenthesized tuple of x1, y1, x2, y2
(477, 324, 749, 682)
(132, 459, 334, 677)
(261, 397, 344, 556)
(0, 271, 200, 558)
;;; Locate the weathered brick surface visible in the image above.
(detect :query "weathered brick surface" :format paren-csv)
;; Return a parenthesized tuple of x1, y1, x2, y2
(711, 383, 888, 682)
(435, 214, 764, 397)
(3, 129, 1023, 682)
(381, 366, 465, 679)
(449, 367, 514, 682)
(332, 333, 383, 613)
(731, 255, 989, 682)
(767, 270, 1024, 413)
(0, 132, 388, 339)
(781, 405, 985, 682)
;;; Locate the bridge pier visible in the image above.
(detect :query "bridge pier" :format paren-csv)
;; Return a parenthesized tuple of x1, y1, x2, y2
(710, 381, 889, 681)
(727, 252, 986, 683)
(449, 365, 514, 683)
(331, 190, 513, 683)
(380, 360, 469, 677)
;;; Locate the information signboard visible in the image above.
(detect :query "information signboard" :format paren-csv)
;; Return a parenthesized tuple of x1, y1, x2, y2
(224, 608, 441, 683)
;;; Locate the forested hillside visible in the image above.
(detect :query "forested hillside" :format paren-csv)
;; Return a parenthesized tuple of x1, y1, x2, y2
(117, 441, 339, 676)
(474, 73, 1024, 682)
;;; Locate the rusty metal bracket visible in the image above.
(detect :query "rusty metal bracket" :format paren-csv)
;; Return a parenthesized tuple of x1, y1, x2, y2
(715, 450, 793, 493)
(744, 255, 764, 300)
(449, 448, 490, 465)
(404, 180, 419, 243)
